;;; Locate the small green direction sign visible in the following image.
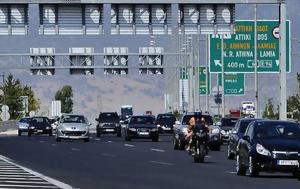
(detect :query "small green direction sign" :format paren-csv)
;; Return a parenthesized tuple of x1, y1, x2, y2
(210, 20, 291, 73)
(217, 73, 245, 96)
(179, 67, 210, 95)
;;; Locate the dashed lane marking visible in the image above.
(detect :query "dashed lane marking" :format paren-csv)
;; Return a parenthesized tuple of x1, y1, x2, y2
(149, 161, 173, 166)
(71, 148, 81, 151)
(124, 144, 134, 147)
(0, 155, 73, 189)
(150, 148, 165, 152)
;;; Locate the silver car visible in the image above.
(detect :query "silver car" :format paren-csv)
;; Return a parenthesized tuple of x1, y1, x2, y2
(18, 117, 31, 136)
(56, 114, 91, 142)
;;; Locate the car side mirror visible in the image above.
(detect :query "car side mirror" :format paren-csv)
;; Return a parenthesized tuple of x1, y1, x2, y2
(242, 135, 251, 142)
(175, 121, 180, 125)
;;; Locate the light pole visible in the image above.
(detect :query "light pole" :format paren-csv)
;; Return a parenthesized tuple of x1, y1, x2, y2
(0, 73, 5, 105)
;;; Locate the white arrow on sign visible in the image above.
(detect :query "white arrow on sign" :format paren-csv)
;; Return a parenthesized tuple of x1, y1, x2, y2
(276, 60, 280, 66)
(214, 60, 222, 67)
(239, 88, 244, 93)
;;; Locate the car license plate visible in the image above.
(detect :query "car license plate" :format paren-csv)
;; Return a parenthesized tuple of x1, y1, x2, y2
(37, 130, 43, 133)
(164, 127, 171, 130)
(139, 132, 149, 135)
(69, 136, 78, 139)
(277, 160, 299, 166)
(106, 129, 114, 132)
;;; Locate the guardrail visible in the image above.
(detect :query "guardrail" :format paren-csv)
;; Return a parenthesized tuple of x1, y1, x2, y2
(0, 121, 17, 133)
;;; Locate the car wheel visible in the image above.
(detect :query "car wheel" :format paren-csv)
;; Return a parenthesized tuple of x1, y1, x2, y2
(84, 138, 90, 142)
(293, 172, 300, 180)
(173, 137, 179, 150)
(125, 136, 131, 141)
(96, 130, 101, 138)
(194, 156, 200, 163)
(49, 132, 53, 137)
(227, 145, 235, 160)
(27, 132, 32, 137)
(117, 132, 121, 137)
(236, 154, 246, 176)
(248, 156, 259, 177)
(178, 139, 185, 150)
(18, 131, 21, 136)
(56, 137, 61, 142)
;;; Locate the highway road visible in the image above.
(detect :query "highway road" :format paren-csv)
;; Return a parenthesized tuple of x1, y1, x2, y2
(0, 134, 299, 189)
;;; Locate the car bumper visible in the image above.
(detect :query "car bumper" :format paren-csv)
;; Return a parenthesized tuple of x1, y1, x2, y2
(57, 130, 89, 139)
(98, 127, 121, 134)
(127, 130, 158, 139)
(158, 127, 173, 133)
(253, 154, 300, 173)
(28, 129, 52, 134)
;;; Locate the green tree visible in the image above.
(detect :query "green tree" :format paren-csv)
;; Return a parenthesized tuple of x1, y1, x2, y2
(287, 73, 300, 120)
(262, 98, 279, 120)
(0, 74, 24, 119)
(22, 85, 40, 113)
(55, 85, 73, 113)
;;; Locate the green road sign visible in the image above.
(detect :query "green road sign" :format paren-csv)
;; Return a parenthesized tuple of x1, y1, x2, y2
(199, 67, 210, 95)
(210, 20, 291, 73)
(179, 67, 210, 95)
(217, 73, 245, 96)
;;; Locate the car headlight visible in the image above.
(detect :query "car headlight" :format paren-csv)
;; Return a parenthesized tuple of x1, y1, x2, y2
(211, 128, 220, 134)
(129, 128, 136, 131)
(151, 128, 158, 132)
(157, 124, 161, 127)
(46, 127, 50, 130)
(30, 126, 35, 129)
(256, 143, 271, 156)
(221, 130, 226, 135)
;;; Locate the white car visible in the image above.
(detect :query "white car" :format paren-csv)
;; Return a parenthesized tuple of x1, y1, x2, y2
(55, 114, 91, 142)
(17, 117, 31, 136)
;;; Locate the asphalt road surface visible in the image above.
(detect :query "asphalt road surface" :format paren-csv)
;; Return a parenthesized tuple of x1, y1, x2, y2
(0, 134, 299, 189)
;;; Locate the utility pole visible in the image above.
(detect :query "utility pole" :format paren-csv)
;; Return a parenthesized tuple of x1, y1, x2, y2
(221, 35, 225, 118)
(254, 4, 259, 118)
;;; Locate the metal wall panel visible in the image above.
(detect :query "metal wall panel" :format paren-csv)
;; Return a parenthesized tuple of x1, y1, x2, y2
(0, 5, 27, 35)
(58, 5, 83, 35)
(0, 6, 8, 34)
(30, 47, 55, 75)
(139, 47, 164, 74)
(104, 47, 128, 75)
(85, 4, 102, 34)
(69, 47, 94, 75)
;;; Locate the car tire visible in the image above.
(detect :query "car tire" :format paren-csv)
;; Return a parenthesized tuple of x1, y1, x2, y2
(248, 156, 259, 177)
(293, 172, 300, 180)
(18, 130, 21, 136)
(236, 154, 246, 176)
(173, 137, 179, 150)
(227, 145, 235, 160)
(178, 139, 185, 150)
(96, 130, 101, 138)
(84, 138, 90, 142)
(125, 136, 131, 141)
(49, 132, 53, 137)
(194, 156, 200, 163)
(56, 137, 61, 142)
(27, 132, 32, 137)
(117, 132, 121, 137)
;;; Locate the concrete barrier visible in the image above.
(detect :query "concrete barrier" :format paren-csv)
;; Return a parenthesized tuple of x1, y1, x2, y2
(0, 120, 17, 133)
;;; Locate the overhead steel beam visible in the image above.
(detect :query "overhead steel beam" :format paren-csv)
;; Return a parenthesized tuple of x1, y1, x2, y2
(0, 0, 284, 4)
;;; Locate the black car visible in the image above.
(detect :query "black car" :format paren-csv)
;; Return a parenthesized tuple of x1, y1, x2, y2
(124, 116, 159, 142)
(227, 118, 262, 159)
(96, 112, 121, 137)
(156, 113, 176, 134)
(28, 117, 53, 137)
(236, 120, 300, 178)
(219, 117, 239, 143)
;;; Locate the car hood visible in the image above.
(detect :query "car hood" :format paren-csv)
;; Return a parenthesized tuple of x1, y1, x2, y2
(128, 124, 156, 129)
(59, 123, 88, 130)
(255, 139, 300, 152)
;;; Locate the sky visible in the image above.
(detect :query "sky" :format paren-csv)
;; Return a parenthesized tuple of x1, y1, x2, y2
(0, 0, 299, 123)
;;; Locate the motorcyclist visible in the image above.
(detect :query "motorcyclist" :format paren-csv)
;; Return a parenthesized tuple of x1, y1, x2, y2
(185, 117, 196, 152)
(191, 117, 209, 155)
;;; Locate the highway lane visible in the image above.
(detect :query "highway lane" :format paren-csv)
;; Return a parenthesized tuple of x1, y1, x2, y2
(0, 134, 299, 189)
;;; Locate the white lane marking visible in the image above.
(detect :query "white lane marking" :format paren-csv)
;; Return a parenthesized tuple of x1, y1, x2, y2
(0, 174, 39, 178)
(101, 153, 116, 158)
(205, 155, 212, 158)
(107, 141, 113, 143)
(71, 148, 80, 151)
(0, 177, 43, 181)
(0, 172, 31, 175)
(0, 155, 73, 189)
(227, 171, 237, 174)
(1, 180, 50, 184)
(150, 148, 165, 152)
(149, 161, 173, 166)
(51, 144, 57, 147)
(94, 138, 101, 141)
(0, 184, 59, 188)
(124, 144, 134, 147)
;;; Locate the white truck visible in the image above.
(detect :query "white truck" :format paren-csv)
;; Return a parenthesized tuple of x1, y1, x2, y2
(241, 101, 255, 117)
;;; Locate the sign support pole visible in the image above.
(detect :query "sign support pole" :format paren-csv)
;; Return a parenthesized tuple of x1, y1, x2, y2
(221, 35, 225, 118)
(254, 4, 258, 118)
(279, 2, 287, 120)
(205, 35, 209, 112)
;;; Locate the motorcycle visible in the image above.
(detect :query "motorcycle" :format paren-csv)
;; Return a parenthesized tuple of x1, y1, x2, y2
(192, 127, 208, 163)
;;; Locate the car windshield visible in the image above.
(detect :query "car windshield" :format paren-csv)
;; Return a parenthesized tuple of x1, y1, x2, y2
(254, 122, 300, 139)
(99, 113, 119, 122)
(221, 118, 238, 127)
(31, 117, 49, 124)
(130, 117, 154, 124)
(182, 115, 213, 125)
(238, 120, 254, 133)
(156, 115, 176, 124)
(61, 115, 86, 123)
(19, 118, 30, 123)
(121, 107, 132, 115)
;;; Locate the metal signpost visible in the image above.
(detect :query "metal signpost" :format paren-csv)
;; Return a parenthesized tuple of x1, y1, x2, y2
(210, 20, 291, 73)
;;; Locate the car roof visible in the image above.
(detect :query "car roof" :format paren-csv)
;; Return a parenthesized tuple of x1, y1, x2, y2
(62, 114, 84, 117)
(255, 120, 299, 124)
(239, 118, 264, 122)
